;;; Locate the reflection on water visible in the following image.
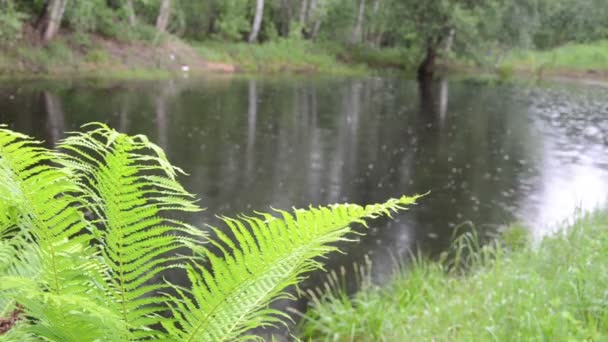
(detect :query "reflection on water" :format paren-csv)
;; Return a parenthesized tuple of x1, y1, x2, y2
(1, 75, 608, 330)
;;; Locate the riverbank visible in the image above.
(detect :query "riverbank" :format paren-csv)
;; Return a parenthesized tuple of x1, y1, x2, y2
(299, 210, 608, 340)
(0, 32, 238, 79)
(194, 40, 414, 74)
(0, 31, 415, 78)
(452, 40, 608, 83)
(2, 31, 608, 82)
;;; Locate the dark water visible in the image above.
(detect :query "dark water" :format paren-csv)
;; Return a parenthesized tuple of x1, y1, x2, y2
(1, 75, 608, 333)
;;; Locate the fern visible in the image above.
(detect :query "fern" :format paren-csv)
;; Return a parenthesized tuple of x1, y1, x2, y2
(164, 198, 418, 341)
(0, 123, 420, 341)
(58, 124, 205, 339)
(0, 126, 115, 341)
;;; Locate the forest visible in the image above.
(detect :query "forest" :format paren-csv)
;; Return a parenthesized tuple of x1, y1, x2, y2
(0, 0, 607, 76)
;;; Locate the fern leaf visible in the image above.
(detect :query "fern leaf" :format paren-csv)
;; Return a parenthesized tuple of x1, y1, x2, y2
(164, 195, 419, 341)
(0, 127, 100, 293)
(0, 127, 111, 341)
(58, 123, 205, 339)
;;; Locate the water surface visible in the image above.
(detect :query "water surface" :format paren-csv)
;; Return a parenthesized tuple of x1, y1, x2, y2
(1, 75, 607, 332)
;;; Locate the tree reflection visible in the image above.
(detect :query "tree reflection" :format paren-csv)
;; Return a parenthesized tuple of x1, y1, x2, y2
(42, 91, 65, 147)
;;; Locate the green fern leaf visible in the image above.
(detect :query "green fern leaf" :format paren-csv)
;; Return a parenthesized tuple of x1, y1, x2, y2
(0, 127, 112, 341)
(0, 126, 99, 293)
(164, 196, 419, 341)
(58, 123, 205, 339)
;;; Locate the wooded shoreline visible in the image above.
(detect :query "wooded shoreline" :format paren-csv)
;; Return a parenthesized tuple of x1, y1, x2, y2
(2, 34, 607, 84)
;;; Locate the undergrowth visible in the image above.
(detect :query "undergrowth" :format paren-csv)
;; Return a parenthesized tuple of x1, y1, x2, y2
(299, 211, 608, 341)
(194, 39, 369, 74)
(499, 40, 608, 73)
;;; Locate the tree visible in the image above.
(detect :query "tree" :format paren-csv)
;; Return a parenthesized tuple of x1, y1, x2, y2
(155, 0, 171, 32)
(385, 0, 489, 80)
(37, 0, 68, 43)
(248, 0, 265, 42)
(350, 0, 366, 44)
(125, 0, 136, 27)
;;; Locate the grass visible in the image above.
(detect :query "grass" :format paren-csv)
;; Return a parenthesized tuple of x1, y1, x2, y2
(298, 210, 608, 341)
(193, 38, 371, 74)
(333, 44, 419, 71)
(0, 32, 189, 79)
(3, 34, 401, 77)
(193, 39, 419, 75)
(499, 40, 608, 74)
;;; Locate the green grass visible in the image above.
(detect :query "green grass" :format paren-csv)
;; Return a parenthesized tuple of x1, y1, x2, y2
(194, 39, 370, 74)
(333, 44, 419, 71)
(194, 40, 418, 74)
(299, 211, 608, 341)
(500, 40, 608, 72)
(1, 32, 412, 78)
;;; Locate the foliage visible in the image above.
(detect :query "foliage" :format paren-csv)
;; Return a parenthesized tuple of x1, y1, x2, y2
(0, 123, 418, 340)
(299, 210, 608, 340)
(215, 0, 251, 41)
(0, 0, 25, 44)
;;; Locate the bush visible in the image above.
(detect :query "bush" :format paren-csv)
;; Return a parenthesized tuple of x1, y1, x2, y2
(0, 4, 24, 44)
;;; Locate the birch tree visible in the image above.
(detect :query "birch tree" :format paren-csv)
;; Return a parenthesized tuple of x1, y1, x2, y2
(248, 0, 265, 42)
(156, 0, 171, 32)
(350, 0, 366, 44)
(125, 0, 137, 27)
(38, 0, 68, 44)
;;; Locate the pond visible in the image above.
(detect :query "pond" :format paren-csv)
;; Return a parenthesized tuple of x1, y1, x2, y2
(1, 75, 608, 334)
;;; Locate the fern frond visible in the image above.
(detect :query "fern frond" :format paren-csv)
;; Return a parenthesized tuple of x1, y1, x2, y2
(0, 275, 129, 341)
(0, 127, 100, 293)
(58, 123, 205, 339)
(0, 127, 109, 341)
(0, 321, 36, 342)
(164, 195, 419, 341)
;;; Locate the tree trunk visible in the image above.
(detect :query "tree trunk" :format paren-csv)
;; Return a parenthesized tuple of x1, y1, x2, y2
(367, 0, 382, 46)
(311, 18, 322, 39)
(155, 0, 171, 32)
(248, 0, 265, 43)
(417, 42, 437, 81)
(309, 0, 318, 22)
(126, 0, 137, 27)
(38, 0, 68, 44)
(308, 0, 322, 39)
(444, 28, 455, 53)
(280, 0, 292, 37)
(299, 0, 309, 24)
(350, 0, 366, 44)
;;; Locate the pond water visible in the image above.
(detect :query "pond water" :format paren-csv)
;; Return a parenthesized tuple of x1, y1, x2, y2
(1, 75, 608, 333)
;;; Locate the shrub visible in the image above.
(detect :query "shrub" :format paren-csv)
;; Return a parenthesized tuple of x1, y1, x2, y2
(0, 3, 25, 44)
